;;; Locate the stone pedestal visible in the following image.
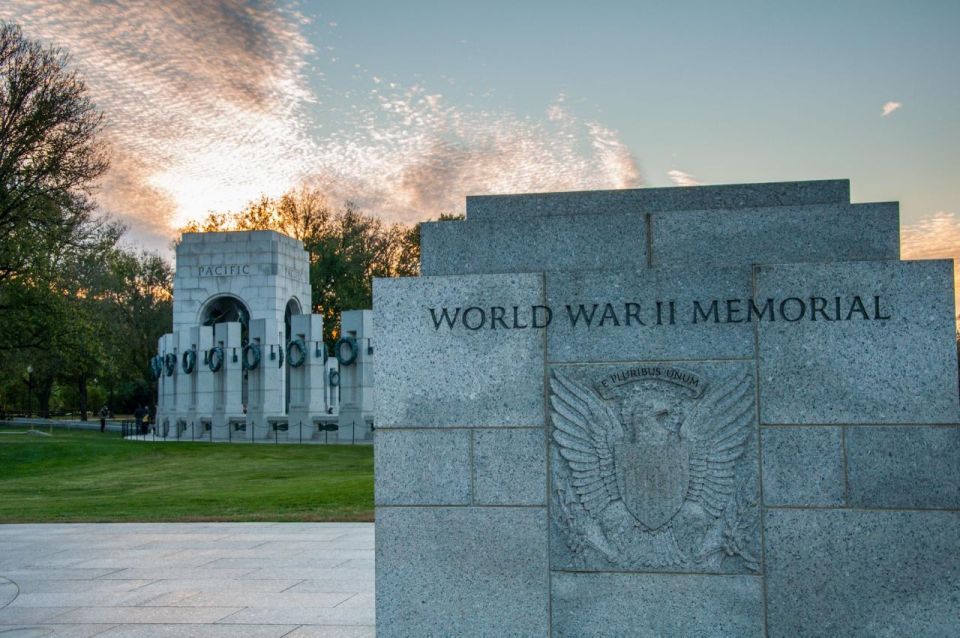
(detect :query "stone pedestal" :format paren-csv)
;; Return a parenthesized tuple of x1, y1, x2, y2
(337, 310, 374, 443)
(373, 180, 960, 637)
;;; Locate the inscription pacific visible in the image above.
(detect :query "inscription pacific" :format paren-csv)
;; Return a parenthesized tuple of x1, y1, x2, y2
(429, 295, 891, 330)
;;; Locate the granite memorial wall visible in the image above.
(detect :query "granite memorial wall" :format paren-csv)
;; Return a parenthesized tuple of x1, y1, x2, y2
(373, 180, 960, 636)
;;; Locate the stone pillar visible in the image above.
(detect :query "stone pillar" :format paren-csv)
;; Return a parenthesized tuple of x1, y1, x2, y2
(246, 317, 284, 440)
(173, 328, 193, 440)
(287, 313, 326, 442)
(192, 325, 214, 439)
(211, 322, 243, 440)
(337, 309, 374, 443)
(154, 335, 167, 434)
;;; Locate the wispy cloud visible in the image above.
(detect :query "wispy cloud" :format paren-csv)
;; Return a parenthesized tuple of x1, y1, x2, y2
(882, 101, 902, 117)
(667, 169, 701, 187)
(901, 211, 960, 322)
(1, 0, 316, 247)
(308, 91, 642, 220)
(2, 1, 643, 249)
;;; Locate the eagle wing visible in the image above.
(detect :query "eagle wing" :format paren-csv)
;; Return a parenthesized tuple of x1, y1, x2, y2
(550, 370, 623, 515)
(680, 373, 754, 517)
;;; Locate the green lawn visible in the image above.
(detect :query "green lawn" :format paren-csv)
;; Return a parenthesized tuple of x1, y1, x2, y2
(0, 427, 373, 523)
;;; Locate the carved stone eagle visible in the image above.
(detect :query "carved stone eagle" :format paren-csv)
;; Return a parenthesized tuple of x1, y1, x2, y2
(550, 369, 754, 567)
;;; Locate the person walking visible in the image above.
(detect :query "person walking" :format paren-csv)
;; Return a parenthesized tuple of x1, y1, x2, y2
(134, 404, 146, 435)
(98, 405, 109, 432)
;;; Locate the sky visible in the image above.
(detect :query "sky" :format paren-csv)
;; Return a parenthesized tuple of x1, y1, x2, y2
(2, 0, 959, 295)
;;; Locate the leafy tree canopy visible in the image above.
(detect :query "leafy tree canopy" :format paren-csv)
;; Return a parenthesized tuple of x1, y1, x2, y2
(0, 22, 171, 418)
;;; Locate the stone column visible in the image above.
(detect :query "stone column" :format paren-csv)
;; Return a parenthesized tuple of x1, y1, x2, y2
(287, 313, 326, 442)
(337, 309, 374, 443)
(211, 322, 243, 440)
(246, 317, 284, 440)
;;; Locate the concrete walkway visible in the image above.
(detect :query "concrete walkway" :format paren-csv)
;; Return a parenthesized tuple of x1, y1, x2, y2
(0, 523, 374, 637)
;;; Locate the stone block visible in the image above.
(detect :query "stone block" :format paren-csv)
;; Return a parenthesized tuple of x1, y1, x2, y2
(761, 426, 845, 506)
(652, 202, 899, 268)
(171, 278, 193, 293)
(551, 572, 763, 637)
(420, 213, 646, 276)
(467, 179, 849, 222)
(473, 428, 546, 505)
(755, 260, 959, 424)
(375, 507, 548, 637)
(846, 426, 960, 509)
(548, 360, 760, 574)
(375, 430, 471, 505)
(764, 509, 960, 637)
(545, 266, 753, 363)
(373, 274, 545, 428)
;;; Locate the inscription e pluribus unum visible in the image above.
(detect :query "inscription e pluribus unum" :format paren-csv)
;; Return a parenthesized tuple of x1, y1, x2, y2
(550, 366, 760, 573)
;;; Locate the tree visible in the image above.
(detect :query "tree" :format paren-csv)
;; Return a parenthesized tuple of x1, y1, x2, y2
(93, 248, 173, 412)
(0, 21, 108, 286)
(0, 23, 172, 419)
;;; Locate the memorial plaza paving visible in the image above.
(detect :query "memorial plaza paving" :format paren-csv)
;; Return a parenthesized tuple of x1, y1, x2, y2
(0, 523, 374, 637)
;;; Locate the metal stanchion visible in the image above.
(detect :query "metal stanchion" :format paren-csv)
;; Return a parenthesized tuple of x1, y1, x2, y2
(299, 420, 302, 444)
(191, 421, 195, 442)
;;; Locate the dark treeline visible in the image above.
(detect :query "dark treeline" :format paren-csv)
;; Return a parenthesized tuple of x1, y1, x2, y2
(0, 22, 173, 418)
(0, 21, 449, 418)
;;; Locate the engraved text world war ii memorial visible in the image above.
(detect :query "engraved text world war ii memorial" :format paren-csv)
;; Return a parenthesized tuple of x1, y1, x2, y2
(373, 180, 959, 636)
